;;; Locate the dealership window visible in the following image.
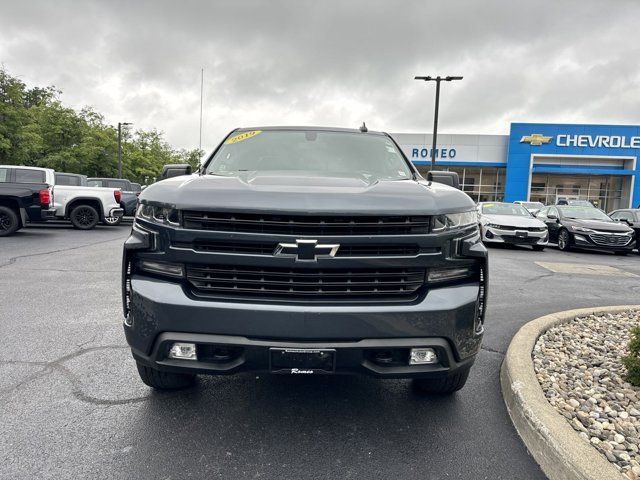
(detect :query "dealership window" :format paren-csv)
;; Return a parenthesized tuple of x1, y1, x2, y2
(530, 173, 625, 211)
(416, 166, 505, 202)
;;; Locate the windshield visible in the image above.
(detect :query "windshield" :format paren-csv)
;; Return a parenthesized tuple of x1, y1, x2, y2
(205, 129, 413, 180)
(558, 206, 613, 222)
(521, 202, 544, 209)
(558, 206, 611, 221)
(481, 203, 531, 217)
(567, 200, 594, 207)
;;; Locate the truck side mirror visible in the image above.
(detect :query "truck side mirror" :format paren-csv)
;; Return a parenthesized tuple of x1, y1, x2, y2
(161, 164, 192, 179)
(426, 171, 460, 190)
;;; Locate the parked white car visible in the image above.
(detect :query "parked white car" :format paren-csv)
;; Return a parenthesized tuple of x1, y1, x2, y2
(478, 202, 548, 251)
(0, 165, 124, 230)
(513, 200, 545, 215)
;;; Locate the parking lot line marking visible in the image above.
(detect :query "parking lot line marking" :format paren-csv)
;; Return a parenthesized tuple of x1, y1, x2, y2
(535, 262, 638, 277)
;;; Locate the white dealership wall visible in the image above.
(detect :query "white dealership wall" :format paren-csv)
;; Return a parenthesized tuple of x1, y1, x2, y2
(390, 133, 508, 165)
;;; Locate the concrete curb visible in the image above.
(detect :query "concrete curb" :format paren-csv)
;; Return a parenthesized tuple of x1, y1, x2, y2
(501, 305, 640, 480)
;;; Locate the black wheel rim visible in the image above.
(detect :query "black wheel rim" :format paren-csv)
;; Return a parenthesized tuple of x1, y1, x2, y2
(75, 207, 96, 226)
(0, 212, 11, 231)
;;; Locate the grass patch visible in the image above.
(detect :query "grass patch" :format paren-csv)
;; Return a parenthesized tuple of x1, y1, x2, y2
(623, 326, 640, 387)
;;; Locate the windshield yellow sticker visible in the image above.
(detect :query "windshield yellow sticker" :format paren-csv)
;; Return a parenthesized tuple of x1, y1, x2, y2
(225, 130, 262, 145)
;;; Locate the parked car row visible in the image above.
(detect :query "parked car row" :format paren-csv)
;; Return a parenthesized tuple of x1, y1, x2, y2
(0, 164, 140, 236)
(477, 200, 638, 255)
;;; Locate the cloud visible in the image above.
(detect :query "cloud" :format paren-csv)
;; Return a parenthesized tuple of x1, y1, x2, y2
(1, 0, 639, 151)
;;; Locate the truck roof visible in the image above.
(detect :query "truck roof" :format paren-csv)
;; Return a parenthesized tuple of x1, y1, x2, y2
(0, 165, 55, 173)
(233, 126, 387, 136)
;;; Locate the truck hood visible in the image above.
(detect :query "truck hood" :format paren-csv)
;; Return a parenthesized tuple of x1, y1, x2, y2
(140, 172, 476, 215)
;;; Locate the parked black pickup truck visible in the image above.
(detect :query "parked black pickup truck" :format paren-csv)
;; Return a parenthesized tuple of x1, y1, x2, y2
(122, 127, 488, 395)
(0, 166, 56, 236)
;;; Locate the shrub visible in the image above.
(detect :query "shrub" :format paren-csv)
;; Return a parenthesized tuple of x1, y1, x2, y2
(623, 326, 640, 387)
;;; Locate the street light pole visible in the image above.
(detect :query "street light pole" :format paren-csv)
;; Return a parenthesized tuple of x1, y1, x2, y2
(117, 122, 132, 178)
(414, 75, 463, 170)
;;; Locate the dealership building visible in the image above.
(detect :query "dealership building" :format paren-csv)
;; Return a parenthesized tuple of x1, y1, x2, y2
(392, 122, 640, 211)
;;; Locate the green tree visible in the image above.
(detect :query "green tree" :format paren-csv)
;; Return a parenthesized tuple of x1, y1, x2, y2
(0, 66, 201, 184)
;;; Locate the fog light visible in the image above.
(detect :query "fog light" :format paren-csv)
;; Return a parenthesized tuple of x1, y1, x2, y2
(168, 342, 197, 360)
(409, 348, 438, 365)
(138, 260, 184, 278)
(428, 267, 472, 283)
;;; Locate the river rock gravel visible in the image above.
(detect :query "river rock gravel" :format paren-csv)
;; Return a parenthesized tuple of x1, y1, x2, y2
(534, 310, 640, 479)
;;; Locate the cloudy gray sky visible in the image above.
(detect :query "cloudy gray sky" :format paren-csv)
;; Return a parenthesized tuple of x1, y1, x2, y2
(1, 0, 639, 151)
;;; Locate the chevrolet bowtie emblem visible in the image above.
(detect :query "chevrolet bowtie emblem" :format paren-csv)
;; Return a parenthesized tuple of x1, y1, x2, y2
(274, 239, 340, 262)
(520, 133, 553, 146)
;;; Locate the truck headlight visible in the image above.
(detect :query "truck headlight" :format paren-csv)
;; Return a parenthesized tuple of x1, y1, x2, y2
(136, 204, 180, 226)
(432, 211, 477, 233)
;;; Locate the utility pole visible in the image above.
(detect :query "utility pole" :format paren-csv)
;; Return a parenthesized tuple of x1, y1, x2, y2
(199, 68, 204, 153)
(414, 76, 463, 170)
(117, 121, 132, 178)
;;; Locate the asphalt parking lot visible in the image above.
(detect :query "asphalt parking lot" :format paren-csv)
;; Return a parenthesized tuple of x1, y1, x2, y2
(2, 223, 640, 480)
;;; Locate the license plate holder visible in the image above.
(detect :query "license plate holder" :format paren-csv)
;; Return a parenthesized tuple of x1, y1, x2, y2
(515, 230, 529, 238)
(269, 348, 336, 374)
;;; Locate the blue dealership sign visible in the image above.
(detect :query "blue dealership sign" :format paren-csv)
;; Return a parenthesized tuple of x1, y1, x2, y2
(505, 123, 640, 206)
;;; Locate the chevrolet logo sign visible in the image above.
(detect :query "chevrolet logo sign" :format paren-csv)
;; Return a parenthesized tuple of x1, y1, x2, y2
(274, 239, 340, 262)
(520, 133, 553, 146)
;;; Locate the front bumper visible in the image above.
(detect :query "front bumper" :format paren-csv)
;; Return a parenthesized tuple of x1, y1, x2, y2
(132, 332, 476, 378)
(482, 226, 548, 246)
(125, 276, 483, 378)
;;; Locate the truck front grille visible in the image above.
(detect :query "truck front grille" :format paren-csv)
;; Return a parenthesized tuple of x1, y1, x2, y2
(174, 240, 421, 257)
(182, 211, 430, 235)
(186, 264, 426, 302)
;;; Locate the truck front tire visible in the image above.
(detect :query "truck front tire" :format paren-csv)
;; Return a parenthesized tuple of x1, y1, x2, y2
(412, 367, 470, 395)
(0, 206, 20, 237)
(136, 361, 196, 390)
(70, 204, 99, 230)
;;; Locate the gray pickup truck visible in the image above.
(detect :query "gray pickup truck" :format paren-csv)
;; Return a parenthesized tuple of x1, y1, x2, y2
(122, 127, 488, 395)
(88, 177, 139, 225)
